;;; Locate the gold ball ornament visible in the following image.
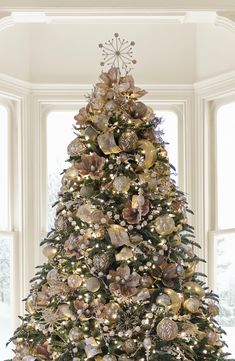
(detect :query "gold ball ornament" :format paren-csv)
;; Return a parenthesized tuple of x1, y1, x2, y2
(156, 294, 171, 307)
(184, 297, 200, 313)
(85, 277, 101, 292)
(65, 167, 79, 179)
(113, 176, 131, 193)
(154, 215, 175, 236)
(42, 245, 57, 259)
(67, 274, 83, 289)
(124, 339, 136, 354)
(157, 318, 179, 341)
(183, 282, 205, 298)
(119, 131, 138, 152)
(67, 138, 86, 157)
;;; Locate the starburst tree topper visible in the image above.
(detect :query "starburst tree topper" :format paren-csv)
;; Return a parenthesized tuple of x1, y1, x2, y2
(99, 33, 137, 74)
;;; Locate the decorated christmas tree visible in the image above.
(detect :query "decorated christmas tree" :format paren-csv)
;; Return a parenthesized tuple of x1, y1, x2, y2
(8, 34, 232, 361)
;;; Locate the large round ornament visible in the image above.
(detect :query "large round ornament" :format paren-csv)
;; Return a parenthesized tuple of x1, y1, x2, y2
(67, 274, 83, 289)
(156, 318, 178, 341)
(113, 176, 131, 193)
(154, 215, 175, 236)
(43, 245, 57, 259)
(67, 138, 86, 157)
(119, 131, 138, 152)
(129, 101, 147, 119)
(80, 185, 95, 198)
(76, 204, 93, 223)
(164, 288, 182, 314)
(85, 277, 101, 292)
(184, 297, 200, 313)
(183, 282, 205, 298)
(93, 253, 111, 271)
(156, 294, 171, 307)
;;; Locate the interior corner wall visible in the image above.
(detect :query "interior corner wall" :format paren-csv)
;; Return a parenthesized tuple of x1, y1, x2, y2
(0, 24, 30, 82)
(196, 23, 235, 82)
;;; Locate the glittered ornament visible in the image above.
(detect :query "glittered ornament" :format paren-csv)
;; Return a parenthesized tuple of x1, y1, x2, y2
(97, 131, 121, 154)
(119, 131, 138, 152)
(156, 318, 178, 341)
(55, 215, 69, 232)
(80, 185, 95, 198)
(184, 297, 200, 313)
(67, 138, 86, 157)
(86, 277, 101, 292)
(67, 274, 83, 289)
(154, 215, 175, 236)
(113, 175, 131, 193)
(137, 140, 156, 169)
(93, 252, 111, 271)
(68, 327, 83, 342)
(124, 339, 136, 354)
(42, 245, 57, 259)
(129, 101, 147, 119)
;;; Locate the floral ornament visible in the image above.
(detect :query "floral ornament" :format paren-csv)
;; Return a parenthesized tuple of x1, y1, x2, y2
(153, 263, 178, 288)
(122, 197, 150, 224)
(76, 153, 105, 180)
(74, 107, 88, 125)
(100, 67, 120, 85)
(108, 265, 141, 298)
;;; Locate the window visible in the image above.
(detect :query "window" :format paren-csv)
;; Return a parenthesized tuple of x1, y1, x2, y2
(0, 104, 13, 359)
(46, 111, 76, 230)
(210, 101, 235, 358)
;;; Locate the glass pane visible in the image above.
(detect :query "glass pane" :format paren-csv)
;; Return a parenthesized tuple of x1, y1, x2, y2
(214, 232, 235, 357)
(156, 111, 178, 182)
(217, 103, 235, 229)
(0, 105, 9, 230)
(0, 236, 12, 359)
(47, 111, 76, 230)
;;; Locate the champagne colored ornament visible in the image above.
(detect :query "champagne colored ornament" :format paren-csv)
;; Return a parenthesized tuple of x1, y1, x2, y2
(124, 339, 136, 354)
(46, 268, 58, 285)
(156, 294, 171, 307)
(164, 288, 182, 314)
(97, 131, 121, 154)
(65, 167, 79, 179)
(92, 114, 109, 131)
(113, 176, 131, 193)
(80, 185, 95, 198)
(58, 304, 74, 319)
(67, 274, 83, 289)
(67, 138, 86, 157)
(184, 297, 200, 313)
(137, 140, 156, 168)
(184, 282, 205, 298)
(154, 215, 175, 236)
(107, 224, 130, 248)
(42, 245, 57, 259)
(119, 131, 138, 152)
(93, 252, 111, 271)
(68, 327, 83, 342)
(129, 101, 147, 119)
(76, 204, 93, 223)
(85, 337, 102, 359)
(86, 277, 101, 292)
(156, 318, 178, 341)
(116, 247, 133, 261)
